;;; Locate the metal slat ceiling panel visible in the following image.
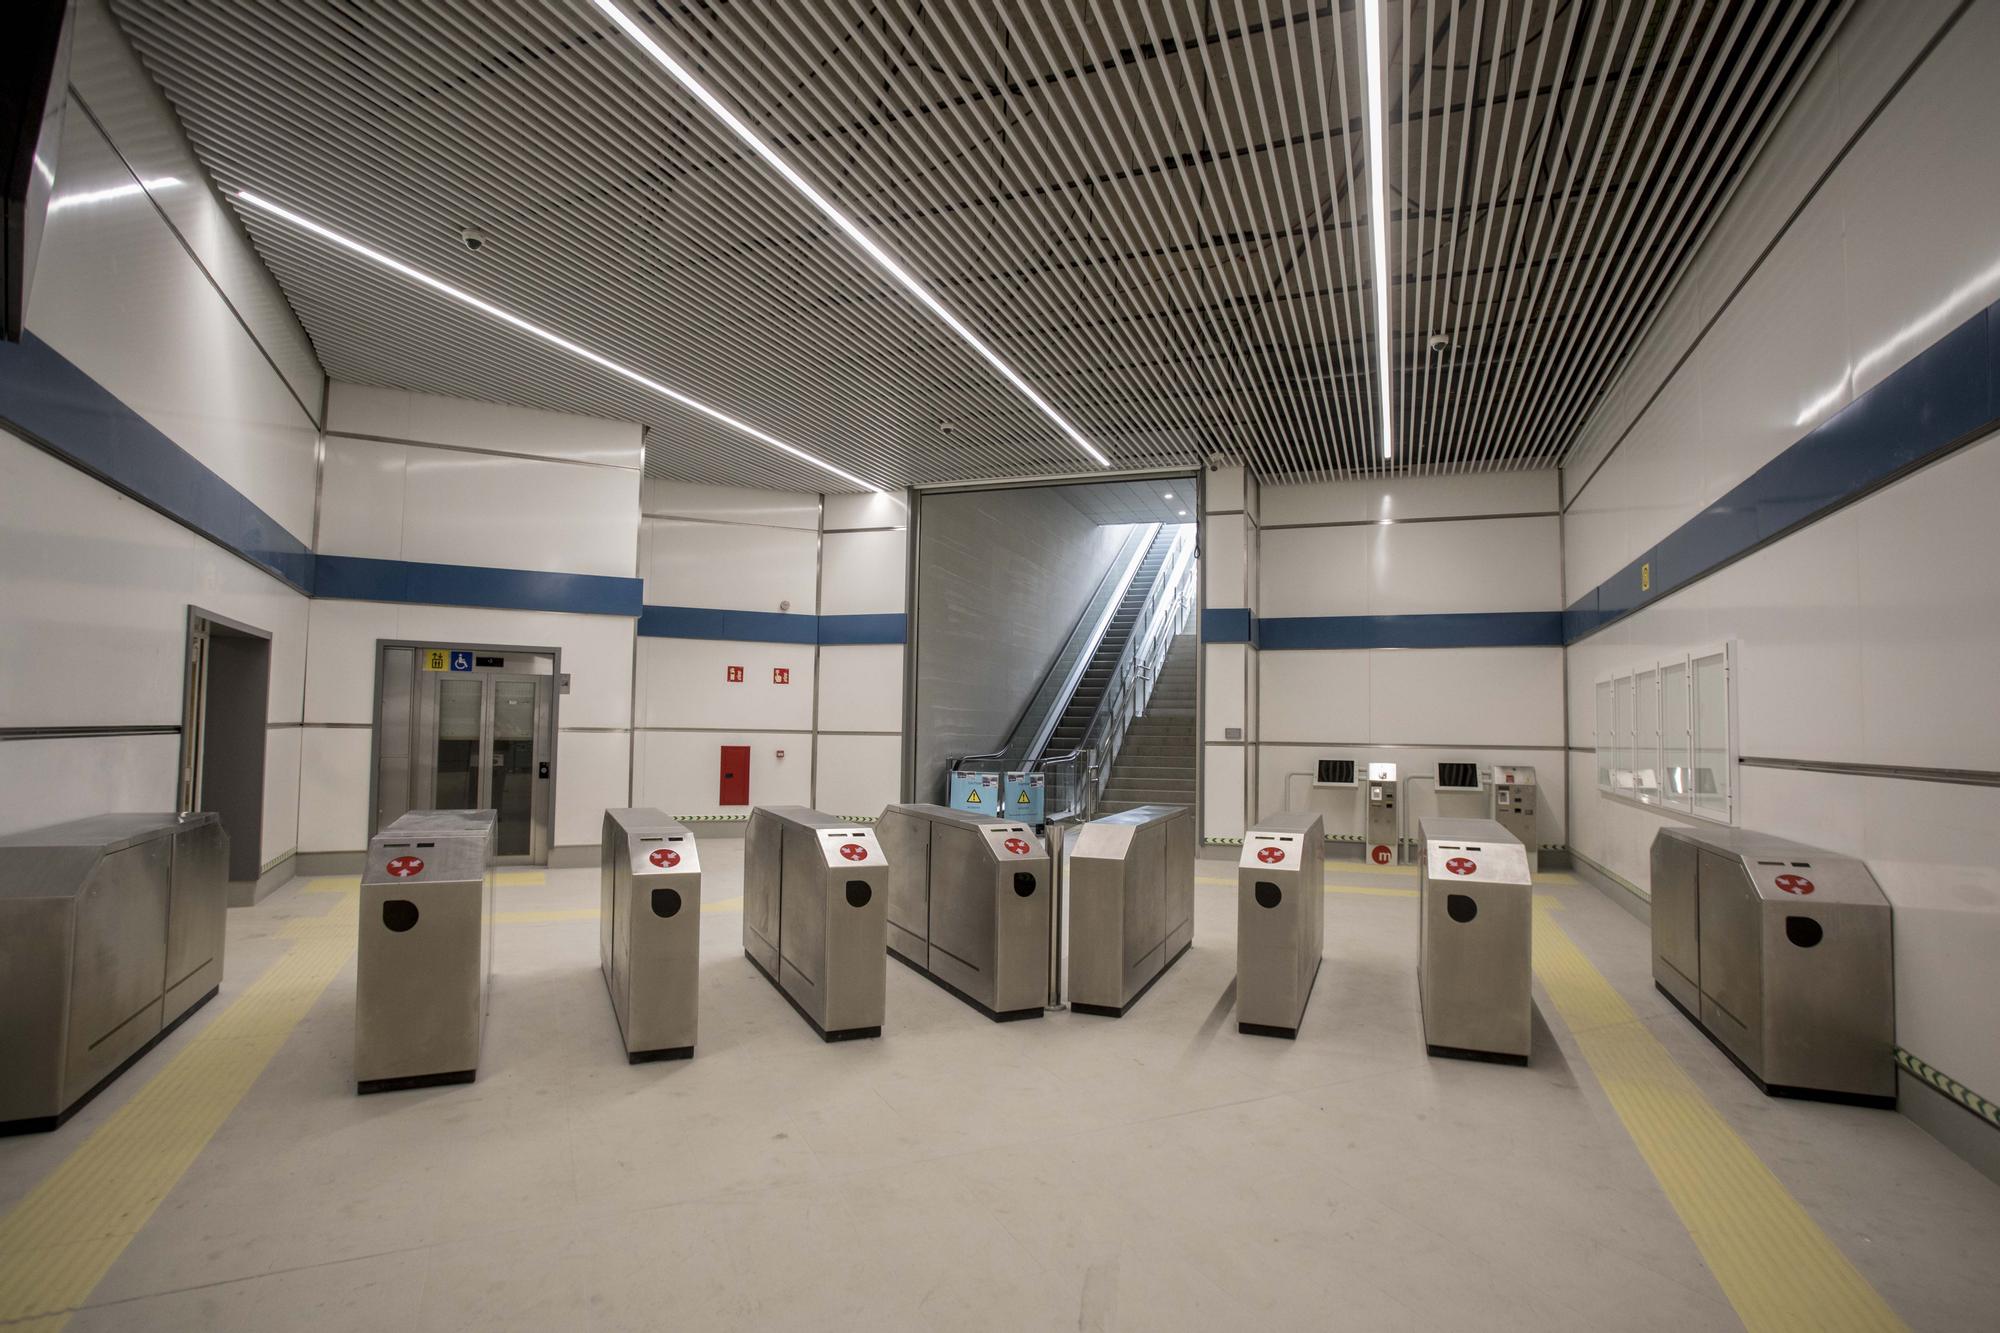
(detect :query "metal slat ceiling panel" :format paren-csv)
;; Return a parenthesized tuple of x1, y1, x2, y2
(110, 0, 1843, 490)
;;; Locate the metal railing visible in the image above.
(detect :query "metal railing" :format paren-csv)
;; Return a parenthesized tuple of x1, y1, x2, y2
(1038, 526, 1198, 821)
(948, 523, 1159, 786)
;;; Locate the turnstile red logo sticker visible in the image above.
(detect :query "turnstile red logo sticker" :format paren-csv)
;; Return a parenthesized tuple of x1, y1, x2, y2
(839, 842, 868, 862)
(1257, 845, 1286, 864)
(1370, 844, 1393, 865)
(1774, 874, 1815, 895)
(649, 847, 680, 868)
(1445, 857, 1477, 876)
(1003, 838, 1032, 855)
(385, 855, 424, 878)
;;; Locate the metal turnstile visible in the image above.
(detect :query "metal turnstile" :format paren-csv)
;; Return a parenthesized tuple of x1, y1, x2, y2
(1480, 764, 1538, 854)
(355, 810, 495, 1093)
(1066, 804, 1195, 1016)
(743, 806, 888, 1041)
(1237, 812, 1325, 1038)
(601, 809, 701, 1062)
(877, 804, 1050, 1021)
(1651, 826, 1894, 1106)
(1365, 762, 1399, 864)
(1417, 817, 1533, 1064)
(0, 813, 227, 1134)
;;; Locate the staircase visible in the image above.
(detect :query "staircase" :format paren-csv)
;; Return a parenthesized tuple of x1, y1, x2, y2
(1042, 529, 1176, 758)
(1096, 632, 1197, 813)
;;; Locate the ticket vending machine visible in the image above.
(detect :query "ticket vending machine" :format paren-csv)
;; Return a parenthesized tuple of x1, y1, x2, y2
(1365, 762, 1399, 864)
(1480, 765, 1537, 854)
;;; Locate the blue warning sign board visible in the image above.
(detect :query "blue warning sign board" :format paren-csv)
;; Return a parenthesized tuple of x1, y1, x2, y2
(948, 771, 1000, 814)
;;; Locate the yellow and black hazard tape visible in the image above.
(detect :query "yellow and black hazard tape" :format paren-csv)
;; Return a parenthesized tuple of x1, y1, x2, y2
(1896, 1048, 2000, 1129)
(670, 813, 878, 824)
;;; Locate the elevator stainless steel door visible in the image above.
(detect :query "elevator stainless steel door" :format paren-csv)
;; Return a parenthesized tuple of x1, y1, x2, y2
(375, 647, 555, 866)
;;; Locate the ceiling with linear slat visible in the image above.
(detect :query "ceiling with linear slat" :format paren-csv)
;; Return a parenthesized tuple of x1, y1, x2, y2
(109, 0, 1844, 491)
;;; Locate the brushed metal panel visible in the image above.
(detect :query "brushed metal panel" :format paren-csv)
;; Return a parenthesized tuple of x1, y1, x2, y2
(1650, 831, 1702, 1011)
(742, 807, 783, 974)
(605, 809, 701, 1056)
(0, 899, 75, 1122)
(1417, 818, 1533, 1059)
(875, 805, 932, 956)
(66, 839, 169, 1099)
(1698, 848, 1764, 1071)
(163, 819, 227, 1023)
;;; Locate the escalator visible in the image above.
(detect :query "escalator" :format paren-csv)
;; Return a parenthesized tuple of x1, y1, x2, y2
(1042, 530, 1175, 757)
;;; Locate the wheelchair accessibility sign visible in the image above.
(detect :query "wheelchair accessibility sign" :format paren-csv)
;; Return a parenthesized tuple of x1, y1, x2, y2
(424, 649, 475, 672)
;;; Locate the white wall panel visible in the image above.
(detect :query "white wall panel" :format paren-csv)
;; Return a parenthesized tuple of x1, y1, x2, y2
(0, 735, 178, 840)
(261, 726, 302, 863)
(1203, 513, 1249, 606)
(297, 727, 371, 853)
(553, 730, 632, 846)
(636, 639, 814, 731)
(1361, 517, 1561, 615)
(0, 431, 310, 730)
(813, 733, 901, 817)
(1204, 465, 1246, 514)
(1369, 648, 1564, 748)
(316, 438, 407, 562)
(816, 645, 903, 733)
(640, 478, 818, 529)
(820, 530, 906, 616)
(28, 119, 319, 542)
(641, 517, 818, 613)
(1202, 742, 1246, 841)
(824, 491, 908, 530)
(633, 730, 810, 816)
(1203, 644, 1245, 743)
(302, 600, 402, 724)
(70, 0, 324, 415)
(326, 381, 642, 468)
(398, 447, 637, 577)
(1257, 527, 1368, 618)
(1257, 651, 1370, 743)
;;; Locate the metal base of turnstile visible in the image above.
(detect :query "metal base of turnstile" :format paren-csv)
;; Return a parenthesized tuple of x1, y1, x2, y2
(1237, 956, 1322, 1040)
(1426, 1044, 1528, 1067)
(627, 1045, 694, 1065)
(1656, 983, 1895, 1110)
(887, 946, 1044, 1023)
(358, 1068, 476, 1096)
(1069, 941, 1193, 1018)
(0, 985, 217, 1136)
(744, 950, 882, 1043)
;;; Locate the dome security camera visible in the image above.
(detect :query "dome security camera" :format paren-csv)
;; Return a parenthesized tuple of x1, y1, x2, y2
(459, 226, 487, 253)
(1428, 333, 1451, 354)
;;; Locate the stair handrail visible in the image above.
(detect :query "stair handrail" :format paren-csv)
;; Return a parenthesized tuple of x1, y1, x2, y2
(947, 522, 1159, 780)
(1039, 525, 1198, 818)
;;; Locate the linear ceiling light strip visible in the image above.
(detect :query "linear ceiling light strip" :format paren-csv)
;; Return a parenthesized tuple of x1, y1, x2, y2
(1426, 0, 1495, 475)
(586, 0, 1111, 470)
(235, 189, 883, 491)
(1360, 0, 1396, 461)
(137, 0, 960, 483)
(729, 0, 1191, 473)
(1307, 4, 1373, 478)
(1290, 5, 1364, 477)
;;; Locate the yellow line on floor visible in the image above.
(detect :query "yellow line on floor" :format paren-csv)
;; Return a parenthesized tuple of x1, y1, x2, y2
(0, 887, 359, 1330)
(1530, 906, 1906, 1332)
(494, 870, 546, 886)
(495, 908, 598, 924)
(702, 895, 743, 914)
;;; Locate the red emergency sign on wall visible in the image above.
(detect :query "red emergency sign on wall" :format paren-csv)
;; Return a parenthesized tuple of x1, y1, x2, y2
(773, 667, 790, 684)
(727, 665, 744, 683)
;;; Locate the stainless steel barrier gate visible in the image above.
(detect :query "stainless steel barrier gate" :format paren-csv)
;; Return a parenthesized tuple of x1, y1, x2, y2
(0, 813, 227, 1134)
(356, 810, 495, 1093)
(1067, 804, 1195, 1017)
(878, 804, 1050, 1021)
(743, 806, 888, 1041)
(1237, 812, 1325, 1038)
(1651, 825, 1894, 1106)
(601, 809, 701, 1062)
(1418, 817, 1533, 1064)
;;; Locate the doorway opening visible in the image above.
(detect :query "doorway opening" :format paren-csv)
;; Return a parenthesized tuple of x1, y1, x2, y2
(371, 644, 557, 865)
(179, 608, 272, 901)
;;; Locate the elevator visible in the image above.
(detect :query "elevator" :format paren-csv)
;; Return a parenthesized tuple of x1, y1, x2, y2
(371, 644, 556, 865)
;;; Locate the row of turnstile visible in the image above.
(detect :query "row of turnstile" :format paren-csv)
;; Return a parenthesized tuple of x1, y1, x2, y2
(0, 799, 1896, 1127)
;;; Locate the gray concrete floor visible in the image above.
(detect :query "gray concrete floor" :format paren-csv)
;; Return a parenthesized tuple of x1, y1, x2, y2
(3, 839, 1996, 1330)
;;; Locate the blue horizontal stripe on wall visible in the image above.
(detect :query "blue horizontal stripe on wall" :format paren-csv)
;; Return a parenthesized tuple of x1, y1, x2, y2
(1566, 296, 2000, 643)
(818, 613, 907, 645)
(638, 607, 907, 645)
(1260, 611, 1565, 650)
(0, 332, 314, 593)
(1202, 608, 1255, 644)
(317, 555, 642, 616)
